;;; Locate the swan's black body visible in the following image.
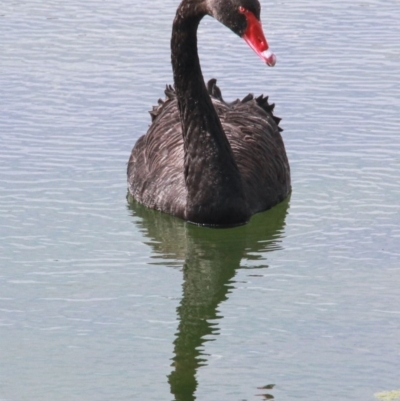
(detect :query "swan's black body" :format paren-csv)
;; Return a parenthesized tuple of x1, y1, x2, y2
(127, 0, 291, 226)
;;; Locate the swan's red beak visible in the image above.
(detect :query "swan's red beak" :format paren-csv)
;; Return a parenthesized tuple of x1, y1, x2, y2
(240, 9, 276, 67)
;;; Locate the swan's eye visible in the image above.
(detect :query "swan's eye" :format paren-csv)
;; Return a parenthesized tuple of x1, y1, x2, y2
(238, 6, 246, 13)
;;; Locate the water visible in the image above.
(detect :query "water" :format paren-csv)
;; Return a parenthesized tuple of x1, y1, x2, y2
(1, 0, 399, 400)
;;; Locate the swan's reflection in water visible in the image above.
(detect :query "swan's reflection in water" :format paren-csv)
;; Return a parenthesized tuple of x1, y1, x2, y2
(128, 196, 290, 401)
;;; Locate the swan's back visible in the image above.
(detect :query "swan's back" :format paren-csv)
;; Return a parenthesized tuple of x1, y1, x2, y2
(127, 80, 291, 217)
(127, 87, 186, 218)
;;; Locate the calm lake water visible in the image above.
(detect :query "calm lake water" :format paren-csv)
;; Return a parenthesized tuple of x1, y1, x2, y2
(1, 0, 399, 400)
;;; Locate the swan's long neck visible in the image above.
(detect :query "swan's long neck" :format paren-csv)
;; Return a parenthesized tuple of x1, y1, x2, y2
(171, 2, 250, 225)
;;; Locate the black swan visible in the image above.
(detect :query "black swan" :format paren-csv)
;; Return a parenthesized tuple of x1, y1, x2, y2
(127, 0, 291, 227)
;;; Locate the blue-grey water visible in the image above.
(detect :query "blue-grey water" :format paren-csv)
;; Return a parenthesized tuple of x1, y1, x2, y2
(1, 0, 399, 400)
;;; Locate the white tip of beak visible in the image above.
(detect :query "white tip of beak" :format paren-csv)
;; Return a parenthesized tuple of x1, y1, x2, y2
(261, 49, 277, 67)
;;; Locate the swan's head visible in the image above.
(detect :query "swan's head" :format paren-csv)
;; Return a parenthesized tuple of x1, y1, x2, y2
(207, 0, 276, 67)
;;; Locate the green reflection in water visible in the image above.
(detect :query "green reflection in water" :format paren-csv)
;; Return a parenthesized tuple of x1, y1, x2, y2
(128, 196, 290, 401)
